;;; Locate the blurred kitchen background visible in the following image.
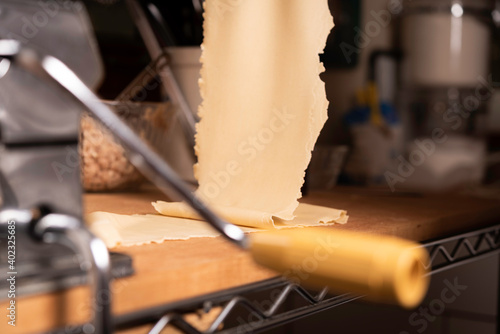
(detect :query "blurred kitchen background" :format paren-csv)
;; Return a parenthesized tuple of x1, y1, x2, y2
(84, 0, 500, 196)
(318, 0, 500, 195)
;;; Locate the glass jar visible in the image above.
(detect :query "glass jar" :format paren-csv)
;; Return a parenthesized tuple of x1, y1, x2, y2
(80, 101, 177, 192)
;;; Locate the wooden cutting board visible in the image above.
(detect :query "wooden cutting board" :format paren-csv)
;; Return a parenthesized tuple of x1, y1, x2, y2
(3, 186, 500, 333)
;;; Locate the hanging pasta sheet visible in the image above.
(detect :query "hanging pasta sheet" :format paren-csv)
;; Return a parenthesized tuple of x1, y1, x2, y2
(154, 0, 345, 228)
(88, 0, 348, 248)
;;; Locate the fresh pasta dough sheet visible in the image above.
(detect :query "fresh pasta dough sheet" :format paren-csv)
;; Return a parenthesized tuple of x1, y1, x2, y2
(153, 202, 347, 229)
(89, 202, 347, 248)
(157, 0, 338, 223)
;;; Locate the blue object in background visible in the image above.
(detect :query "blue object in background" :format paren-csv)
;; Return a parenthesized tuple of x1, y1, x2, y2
(344, 102, 399, 127)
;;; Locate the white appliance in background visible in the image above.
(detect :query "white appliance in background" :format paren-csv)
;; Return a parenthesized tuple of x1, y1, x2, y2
(401, 1, 491, 87)
(160, 47, 203, 184)
(168, 47, 203, 116)
(393, 0, 496, 192)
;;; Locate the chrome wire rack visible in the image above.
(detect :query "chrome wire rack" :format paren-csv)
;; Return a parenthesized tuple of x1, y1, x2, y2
(423, 224, 500, 275)
(115, 279, 361, 334)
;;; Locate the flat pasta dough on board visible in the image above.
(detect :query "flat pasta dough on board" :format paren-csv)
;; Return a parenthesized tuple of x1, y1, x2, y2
(89, 203, 347, 248)
(153, 202, 347, 229)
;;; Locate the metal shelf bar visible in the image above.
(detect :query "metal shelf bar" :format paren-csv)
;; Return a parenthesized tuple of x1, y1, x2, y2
(422, 225, 500, 275)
